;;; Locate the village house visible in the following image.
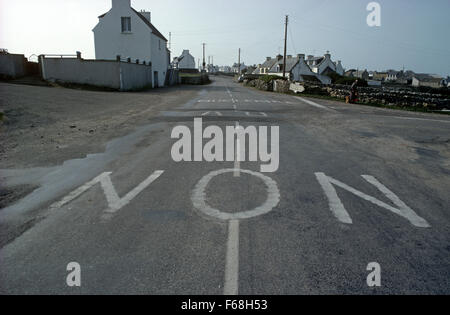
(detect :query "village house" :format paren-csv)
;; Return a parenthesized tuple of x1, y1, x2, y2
(173, 50, 196, 70)
(372, 71, 388, 82)
(305, 51, 344, 76)
(253, 57, 279, 75)
(254, 52, 343, 84)
(346, 69, 370, 80)
(412, 74, 444, 88)
(232, 63, 247, 74)
(93, 0, 169, 88)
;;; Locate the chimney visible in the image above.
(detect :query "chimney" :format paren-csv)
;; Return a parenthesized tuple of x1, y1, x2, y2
(287, 55, 292, 59)
(325, 50, 331, 59)
(297, 54, 305, 60)
(112, 0, 130, 9)
(276, 54, 283, 61)
(307, 55, 313, 60)
(266, 57, 271, 61)
(140, 10, 151, 23)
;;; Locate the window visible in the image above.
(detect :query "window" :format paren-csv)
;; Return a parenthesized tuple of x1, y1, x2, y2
(121, 17, 131, 32)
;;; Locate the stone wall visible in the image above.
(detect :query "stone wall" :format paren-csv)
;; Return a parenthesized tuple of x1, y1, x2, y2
(180, 73, 210, 85)
(303, 83, 450, 110)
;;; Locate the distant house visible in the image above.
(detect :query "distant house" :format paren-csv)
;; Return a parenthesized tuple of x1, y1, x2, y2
(255, 51, 343, 84)
(93, 0, 169, 88)
(412, 74, 443, 88)
(372, 72, 388, 82)
(219, 66, 232, 73)
(173, 50, 196, 70)
(267, 54, 331, 84)
(305, 51, 344, 76)
(232, 63, 247, 73)
(386, 70, 400, 82)
(253, 56, 279, 75)
(442, 76, 450, 88)
(347, 69, 369, 80)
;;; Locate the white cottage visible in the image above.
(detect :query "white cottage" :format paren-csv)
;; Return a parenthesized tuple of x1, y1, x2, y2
(306, 52, 344, 76)
(173, 50, 196, 70)
(93, 0, 169, 88)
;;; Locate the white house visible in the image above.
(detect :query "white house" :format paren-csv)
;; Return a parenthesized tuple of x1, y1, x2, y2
(262, 54, 334, 84)
(253, 56, 279, 75)
(306, 51, 344, 76)
(232, 63, 247, 73)
(93, 0, 169, 88)
(412, 74, 443, 88)
(173, 50, 195, 70)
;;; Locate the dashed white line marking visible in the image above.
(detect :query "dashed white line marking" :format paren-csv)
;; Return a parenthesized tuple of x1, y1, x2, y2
(295, 97, 335, 111)
(202, 111, 223, 117)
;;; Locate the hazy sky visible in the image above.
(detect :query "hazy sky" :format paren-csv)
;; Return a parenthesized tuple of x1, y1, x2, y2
(1, 0, 449, 75)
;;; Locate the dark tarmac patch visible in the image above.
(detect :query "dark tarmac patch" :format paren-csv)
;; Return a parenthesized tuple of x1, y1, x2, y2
(0, 184, 38, 210)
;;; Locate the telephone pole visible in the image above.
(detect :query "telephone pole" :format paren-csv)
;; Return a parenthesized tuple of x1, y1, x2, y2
(238, 48, 241, 75)
(202, 43, 206, 72)
(283, 15, 288, 78)
(169, 32, 172, 50)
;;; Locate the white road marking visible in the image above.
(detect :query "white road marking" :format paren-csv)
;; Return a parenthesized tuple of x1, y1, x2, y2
(315, 173, 430, 228)
(191, 169, 280, 221)
(295, 97, 335, 111)
(315, 172, 352, 224)
(191, 169, 280, 295)
(245, 112, 268, 117)
(234, 122, 241, 177)
(49, 171, 164, 220)
(202, 111, 223, 117)
(224, 219, 239, 295)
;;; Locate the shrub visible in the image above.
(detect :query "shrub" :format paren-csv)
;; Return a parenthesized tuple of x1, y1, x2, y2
(260, 75, 285, 83)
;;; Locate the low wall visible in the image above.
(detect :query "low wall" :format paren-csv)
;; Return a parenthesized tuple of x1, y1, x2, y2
(180, 73, 210, 85)
(303, 83, 450, 110)
(40, 57, 153, 91)
(0, 54, 26, 78)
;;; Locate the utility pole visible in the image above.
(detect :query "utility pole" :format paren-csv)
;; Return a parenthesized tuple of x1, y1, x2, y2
(283, 15, 288, 78)
(238, 48, 241, 75)
(169, 32, 172, 50)
(202, 43, 206, 72)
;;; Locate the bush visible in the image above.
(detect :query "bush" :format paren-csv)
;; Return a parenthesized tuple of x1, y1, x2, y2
(260, 75, 285, 83)
(328, 73, 368, 87)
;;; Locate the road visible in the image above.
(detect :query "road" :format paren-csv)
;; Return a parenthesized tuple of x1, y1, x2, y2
(1, 75, 449, 294)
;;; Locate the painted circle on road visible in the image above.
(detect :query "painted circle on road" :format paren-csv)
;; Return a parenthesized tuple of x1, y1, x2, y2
(191, 168, 280, 221)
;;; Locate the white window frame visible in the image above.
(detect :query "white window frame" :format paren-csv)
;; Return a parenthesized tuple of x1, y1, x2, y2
(121, 17, 131, 33)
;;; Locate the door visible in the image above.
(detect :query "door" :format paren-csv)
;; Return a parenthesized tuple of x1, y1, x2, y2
(154, 71, 159, 88)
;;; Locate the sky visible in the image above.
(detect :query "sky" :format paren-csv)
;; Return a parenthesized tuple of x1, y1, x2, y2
(1, 0, 449, 76)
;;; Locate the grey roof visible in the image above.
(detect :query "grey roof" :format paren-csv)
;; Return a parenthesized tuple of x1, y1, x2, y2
(269, 57, 300, 73)
(260, 58, 278, 69)
(413, 74, 443, 83)
(132, 9, 167, 41)
(98, 9, 167, 42)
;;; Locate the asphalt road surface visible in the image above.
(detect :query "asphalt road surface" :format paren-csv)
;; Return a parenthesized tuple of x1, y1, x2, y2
(1, 76, 449, 294)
